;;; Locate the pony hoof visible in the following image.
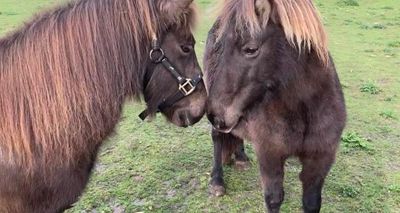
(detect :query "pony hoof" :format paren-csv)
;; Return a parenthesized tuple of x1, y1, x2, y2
(209, 185, 226, 197)
(234, 160, 251, 171)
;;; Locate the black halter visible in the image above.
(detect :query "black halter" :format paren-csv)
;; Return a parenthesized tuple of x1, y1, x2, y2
(139, 39, 203, 120)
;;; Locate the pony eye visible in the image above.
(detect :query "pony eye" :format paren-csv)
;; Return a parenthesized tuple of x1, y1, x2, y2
(243, 47, 259, 55)
(181, 45, 193, 54)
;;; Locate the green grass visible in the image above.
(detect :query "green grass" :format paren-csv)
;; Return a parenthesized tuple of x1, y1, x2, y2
(1, 0, 399, 212)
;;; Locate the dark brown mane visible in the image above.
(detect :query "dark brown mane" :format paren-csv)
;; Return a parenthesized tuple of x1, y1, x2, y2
(217, 0, 328, 65)
(0, 0, 196, 171)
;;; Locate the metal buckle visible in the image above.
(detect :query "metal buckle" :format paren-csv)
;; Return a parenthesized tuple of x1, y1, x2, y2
(179, 79, 195, 96)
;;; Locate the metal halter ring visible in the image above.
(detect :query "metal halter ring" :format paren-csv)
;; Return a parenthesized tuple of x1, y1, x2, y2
(179, 79, 196, 96)
(149, 48, 165, 63)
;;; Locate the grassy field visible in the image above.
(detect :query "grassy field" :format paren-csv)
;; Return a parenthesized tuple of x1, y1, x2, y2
(1, 0, 399, 212)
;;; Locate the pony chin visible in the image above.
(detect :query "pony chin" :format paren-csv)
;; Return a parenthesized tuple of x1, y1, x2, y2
(167, 85, 207, 127)
(166, 106, 204, 127)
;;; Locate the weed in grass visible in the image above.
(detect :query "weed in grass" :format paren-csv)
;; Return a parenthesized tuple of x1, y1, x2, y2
(384, 96, 396, 102)
(360, 24, 371, 30)
(383, 48, 393, 53)
(341, 132, 373, 151)
(339, 185, 360, 198)
(379, 110, 397, 120)
(343, 19, 353, 25)
(383, 49, 391, 55)
(199, 0, 212, 4)
(364, 49, 375, 53)
(372, 23, 386, 29)
(337, 0, 359, 6)
(360, 23, 387, 30)
(388, 41, 400, 48)
(389, 185, 400, 194)
(383, 49, 396, 57)
(382, 6, 394, 10)
(3, 12, 18, 16)
(360, 82, 381, 95)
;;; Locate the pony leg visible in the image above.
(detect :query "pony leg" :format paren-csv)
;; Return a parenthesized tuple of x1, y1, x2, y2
(254, 144, 286, 213)
(209, 129, 250, 196)
(299, 153, 335, 213)
(209, 129, 226, 197)
(233, 139, 250, 171)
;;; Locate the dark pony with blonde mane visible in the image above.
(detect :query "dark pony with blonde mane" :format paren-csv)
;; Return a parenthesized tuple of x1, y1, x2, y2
(0, 0, 206, 212)
(205, 0, 346, 212)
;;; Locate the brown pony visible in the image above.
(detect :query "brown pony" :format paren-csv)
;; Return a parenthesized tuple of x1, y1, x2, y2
(205, 0, 346, 212)
(0, 0, 206, 212)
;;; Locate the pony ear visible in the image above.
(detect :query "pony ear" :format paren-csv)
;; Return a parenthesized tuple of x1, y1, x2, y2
(158, 0, 194, 25)
(255, 0, 272, 27)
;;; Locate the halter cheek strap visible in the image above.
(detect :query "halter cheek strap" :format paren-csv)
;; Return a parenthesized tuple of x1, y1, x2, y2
(139, 39, 203, 120)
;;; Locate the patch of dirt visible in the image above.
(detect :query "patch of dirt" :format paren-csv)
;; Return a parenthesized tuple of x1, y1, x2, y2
(132, 175, 144, 182)
(94, 163, 106, 173)
(377, 78, 392, 85)
(112, 205, 125, 213)
(132, 199, 146, 207)
(387, 159, 400, 171)
(166, 189, 176, 199)
(189, 178, 200, 190)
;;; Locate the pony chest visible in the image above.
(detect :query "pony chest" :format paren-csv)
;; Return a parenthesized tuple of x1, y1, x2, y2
(238, 105, 307, 150)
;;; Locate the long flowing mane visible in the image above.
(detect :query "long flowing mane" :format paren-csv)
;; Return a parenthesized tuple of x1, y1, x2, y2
(0, 0, 195, 170)
(217, 0, 329, 65)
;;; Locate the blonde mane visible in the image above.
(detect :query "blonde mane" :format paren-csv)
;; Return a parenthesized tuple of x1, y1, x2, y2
(218, 0, 329, 65)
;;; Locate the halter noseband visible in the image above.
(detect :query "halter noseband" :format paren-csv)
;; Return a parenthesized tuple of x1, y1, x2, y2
(139, 38, 203, 120)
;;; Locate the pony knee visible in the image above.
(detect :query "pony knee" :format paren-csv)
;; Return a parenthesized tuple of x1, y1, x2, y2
(264, 189, 284, 212)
